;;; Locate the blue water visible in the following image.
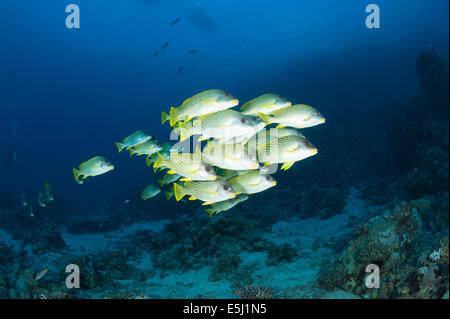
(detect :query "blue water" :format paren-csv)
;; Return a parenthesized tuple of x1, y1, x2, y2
(0, 0, 448, 299)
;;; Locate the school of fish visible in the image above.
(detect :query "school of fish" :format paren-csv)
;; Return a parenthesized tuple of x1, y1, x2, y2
(73, 89, 325, 217)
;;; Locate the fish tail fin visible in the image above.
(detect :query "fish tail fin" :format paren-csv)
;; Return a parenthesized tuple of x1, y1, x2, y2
(169, 107, 179, 127)
(115, 142, 125, 153)
(173, 183, 185, 201)
(178, 121, 193, 142)
(73, 168, 80, 183)
(258, 112, 272, 125)
(146, 156, 152, 167)
(156, 179, 164, 187)
(205, 208, 214, 218)
(161, 111, 170, 125)
(153, 152, 166, 169)
(129, 148, 134, 157)
(164, 191, 174, 200)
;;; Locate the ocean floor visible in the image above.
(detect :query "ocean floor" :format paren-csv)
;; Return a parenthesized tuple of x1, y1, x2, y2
(1, 187, 381, 299)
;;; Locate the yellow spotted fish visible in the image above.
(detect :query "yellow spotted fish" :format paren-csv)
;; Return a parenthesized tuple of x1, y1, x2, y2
(204, 194, 249, 218)
(153, 147, 216, 181)
(258, 104, 325, 129)
(173, 179, 236, 205)
(240, 94, 291, 116)
(257, 135, 318, 170)
(73, 156, 114, 184)
(162, 89, 239, 127)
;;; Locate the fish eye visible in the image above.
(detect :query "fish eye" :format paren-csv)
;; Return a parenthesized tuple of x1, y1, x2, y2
(206, 166, 213, 172)
(265, 175, 272, 181)
(241, 118, 248, 124)
(225, 92, 232, 98)
(223, 185, 230, 191)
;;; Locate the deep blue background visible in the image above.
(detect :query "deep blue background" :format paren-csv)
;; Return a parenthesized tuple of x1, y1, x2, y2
(0, 0, 448, 213)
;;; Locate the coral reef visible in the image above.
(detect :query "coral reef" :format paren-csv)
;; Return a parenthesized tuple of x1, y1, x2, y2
(232, 286, 274, 299)
(318, 199, 449, 298)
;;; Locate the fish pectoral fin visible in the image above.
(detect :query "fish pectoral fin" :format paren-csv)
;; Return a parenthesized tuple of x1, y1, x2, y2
(263, 162, 272, 167)
(281, 161, 295, 170)
(167, 170, 177, 174)
(248, 183, 261, 187)
(201, 98, 216, 105)
(180, 177, 193, 182)
(276, 124, 286, 128)
(262, 103, 273, 108)
(202, 201, 214, 206)
(188, 196, 197, 200)
(202, 190, 217, 196)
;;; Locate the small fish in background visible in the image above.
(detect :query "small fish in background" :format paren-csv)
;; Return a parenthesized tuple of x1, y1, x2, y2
(164, 190, 174, 200)
(187, 49, 197, 54)
(157, 173, 181, 187)
(21, 194, 28, 207)
(178, 66, 184, 74)
(129, 139, 162, 157)
(38, 192, 46, 208)
(169, 18, 181, 26)
(161, 42, 169, 51)
(4, 145, 16, 168)
(115, 130, 152, 153)
(141, 184, 161, 200)
(73, 156, 115, 184)
(146, 150, 170, 169)
(35, 268, 49, 281)
(29, 205, 34, 217)
(204, 194, 249, 218)
(152, 51, 159, 57)
(122, 199, 130, 205)
(44, 181, 54, 202)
